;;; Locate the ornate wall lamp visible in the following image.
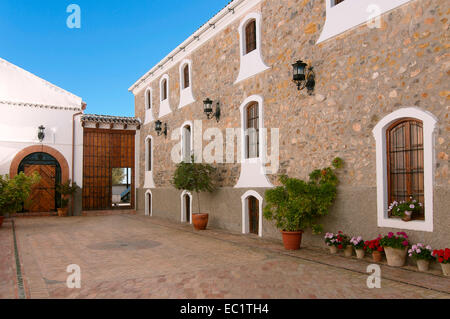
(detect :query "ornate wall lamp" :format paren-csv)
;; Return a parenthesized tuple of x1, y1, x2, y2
(155, 120, 168, 137)
(38, 125, 46, 142)
(292, 60, 315, 95)
(203, 98, 221, 122)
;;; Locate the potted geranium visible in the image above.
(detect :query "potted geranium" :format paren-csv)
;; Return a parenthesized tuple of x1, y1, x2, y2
(364, 236, 384, 262)
(432, 248, 450, 276)
(324, 232, 339, 254)
(264, 158, 343, 251)
(388, 197, 423, 222)
(408, 243, 434, 272)
(56, 180, 80, 217)
(172, 156, 216, 230)
(380, 232, 410, 267)
(336, 232, 352, 257)
(350, 236, 365, 259)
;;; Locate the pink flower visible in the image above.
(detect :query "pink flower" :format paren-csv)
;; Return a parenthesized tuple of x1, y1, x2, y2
(402, 240, 409, 247)
(388, 232, 394, 238)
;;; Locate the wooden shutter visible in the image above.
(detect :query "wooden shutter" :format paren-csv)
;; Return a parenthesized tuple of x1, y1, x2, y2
(162, 80, 167, 100)
(246, 103, 259, 159)
(245, 20, 257, 54)
(148, 138, 152, 171)
(183, 65, 190, 89)
(146, 90, 151, 109)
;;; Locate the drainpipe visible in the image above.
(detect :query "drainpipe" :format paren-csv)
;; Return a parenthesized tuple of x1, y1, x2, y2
(71, 102, 86, 216)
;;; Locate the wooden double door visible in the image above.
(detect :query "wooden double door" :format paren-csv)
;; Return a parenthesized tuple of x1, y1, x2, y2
(24, 164, 56, 212)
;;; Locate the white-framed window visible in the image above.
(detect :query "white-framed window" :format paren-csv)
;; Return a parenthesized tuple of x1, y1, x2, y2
(181, 190, 193, 224)
(145, 190, 153, 216)
(317, 0, 414, 43)
(241, 190, 263, 237)
(178, 59, 195, 108)
(373, 107, 437, 232)
(144, 135, 155, 189)
(235, 95, 272, 188)
(180, 121, 193, 163)
(144, 87, 154, 124)
(158, 74, 172, 118)
(235, 12, 270, 84)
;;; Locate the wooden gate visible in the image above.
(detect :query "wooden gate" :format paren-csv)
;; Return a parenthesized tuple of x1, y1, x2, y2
(24, 164, 56, 212)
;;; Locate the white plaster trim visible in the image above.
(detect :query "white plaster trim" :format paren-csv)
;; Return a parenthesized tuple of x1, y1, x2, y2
(235, 95, 273, 188)
(180, 121, 194, 163)
(144, 87, 154, 124)
(178, 59, 196, 109)
(181, 190, 193, 224)
(317, 0, 414, 44)
(144, 135, 155, 189)
(158, 74, 172, 118)
(235, 12, 270, 84)
(241, 190, 263, 237)
(0, 100, 82, 112)
(373, 107, 437, 232)
(145, 190, 153, 216)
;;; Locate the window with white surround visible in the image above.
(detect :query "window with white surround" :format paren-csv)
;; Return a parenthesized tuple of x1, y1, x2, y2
(373, 107, 437, 232)
(145, 190, 153, 216)
(317, 0, 414, 44)
(235, 12, 270, 84)
(235, 95, 272, 188)
(181, 121, 193, 163)
(158, 74, 172, 118)
(144, 87, 154, 124)
(181, 190, 193, 224)
(241, 190, 263, 237)
(178, 59, 195, 108)
(144, 135, 155, 189)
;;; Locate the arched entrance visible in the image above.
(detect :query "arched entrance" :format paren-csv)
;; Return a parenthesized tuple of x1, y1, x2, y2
(181, 190, 192, 224)
(241, 190, 263, 237)
(145, 190, 152, 216)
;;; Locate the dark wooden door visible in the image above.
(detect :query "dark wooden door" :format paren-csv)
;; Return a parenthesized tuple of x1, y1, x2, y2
(24, 164, 56, 212)
(248, 196, 259, 235)
(185, 195, 191, 223)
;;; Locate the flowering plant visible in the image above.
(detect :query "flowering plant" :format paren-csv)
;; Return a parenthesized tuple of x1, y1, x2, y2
(388, 197, 423, 218)
(380, 232, 410, 249)
(408, 243, 433, 261)
(364, 236, 384, 253)
(432, 248, 450, 264)
(350, 236, 365, 250)
(324, 231, 350, 249)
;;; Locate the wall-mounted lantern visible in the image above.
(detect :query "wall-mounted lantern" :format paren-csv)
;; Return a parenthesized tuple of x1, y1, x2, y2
(155, 120, 167, 137)
(38, 125, 46, 142)
(203, 98, 221, 122)
(292, 60, 315, 95)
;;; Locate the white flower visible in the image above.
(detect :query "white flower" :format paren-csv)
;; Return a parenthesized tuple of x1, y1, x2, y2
(417, 249, 421, 254)
(426, 245, 432, 250)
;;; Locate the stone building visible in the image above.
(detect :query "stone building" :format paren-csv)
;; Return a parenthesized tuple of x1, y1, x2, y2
(130, 0, 449, 248)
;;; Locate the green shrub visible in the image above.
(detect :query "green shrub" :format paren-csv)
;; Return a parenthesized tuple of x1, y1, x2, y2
(0, 172, 41, 216)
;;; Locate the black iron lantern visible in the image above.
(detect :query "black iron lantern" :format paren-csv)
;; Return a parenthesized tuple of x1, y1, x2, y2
(38, 125, 45, 142)
(203, 98, 221, 122)
(155, 120, 167, 137)
(292, 60, 315, 95)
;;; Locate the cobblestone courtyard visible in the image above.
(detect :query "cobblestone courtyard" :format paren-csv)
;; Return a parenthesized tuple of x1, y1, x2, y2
(0, 215, 449, 299)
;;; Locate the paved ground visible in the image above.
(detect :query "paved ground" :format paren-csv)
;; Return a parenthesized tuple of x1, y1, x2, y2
(0, 215, 449, 299)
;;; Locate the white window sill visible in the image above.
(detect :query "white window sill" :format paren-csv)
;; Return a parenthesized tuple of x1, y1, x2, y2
(178, 87, 195, 109)
(235, 158, 273, 188)
(144, 109, 154, 124)
(158, 99, 172, 118)
(144, 171, 155, 189)
(378, 215, 433, 232)
(317, 0, 413, 44)
(235, 50, 270, 84)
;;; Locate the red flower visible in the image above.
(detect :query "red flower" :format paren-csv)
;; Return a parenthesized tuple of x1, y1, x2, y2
(439, 257, 444, 263)
(338, 245, 343, 250)
(377, 247, 384, 252)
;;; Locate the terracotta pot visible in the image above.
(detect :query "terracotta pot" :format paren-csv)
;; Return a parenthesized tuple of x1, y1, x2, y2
(329, 246, 338, 254)
(372, 251, 383, 262)
(384, 247, 408, 267)
(441, 263, 450, 277)
(192, 213, 209, 230)
(281, 231, 303, 250)
(0, 216, 4, 228)
(402, 211, 412, 222)
(355, 249, 365, 259)
(344, 246, 353, 257)
(57, 208, 68, 217)
(416, 259, 430, 272)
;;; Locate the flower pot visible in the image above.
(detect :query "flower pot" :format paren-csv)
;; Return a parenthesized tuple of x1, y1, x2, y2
(0, 216, 4, 228)
(372, 251, 383, 262)
(57, 208, 68, 217)
(192, 213, 209, 230)
(416, 259, 430, 272)
(402, 211, 412, 222)
(329, 246, 338, 254)
(355, 249, 365, 259)
(384, 247, 408, 267)
(441, 263, 450, 277)
(344, 246, 353, 257)
(281, 231, 303, 250)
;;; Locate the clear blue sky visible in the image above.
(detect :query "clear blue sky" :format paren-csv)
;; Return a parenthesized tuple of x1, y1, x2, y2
(0, 0, 230, 117)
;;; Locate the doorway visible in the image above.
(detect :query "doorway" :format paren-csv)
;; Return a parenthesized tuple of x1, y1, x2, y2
(248, 196, 259, 235)
(181, 191, 192, 223)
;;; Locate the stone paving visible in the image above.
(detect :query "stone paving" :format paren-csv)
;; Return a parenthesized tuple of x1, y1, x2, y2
(1, 215, 449, 299)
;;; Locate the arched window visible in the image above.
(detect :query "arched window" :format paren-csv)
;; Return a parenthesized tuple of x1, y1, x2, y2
(181, 123, 192, 162)
(147, 137, 152, 172)
(245, 102, 259, 159)
(333, 0, 345, 6)
(386, 119, 424, 220)
(145, 190, 152, 216)
(158, 74, 172, 118)
(245, 20, 257, 55)
(161, 79, 168, 101)
(178, 60, 195, 109)
(183, 64, 190, 89)
(145, 89, 152, 110)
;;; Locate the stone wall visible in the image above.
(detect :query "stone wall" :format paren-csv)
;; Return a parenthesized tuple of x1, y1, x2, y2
(134, 0, 449, 248)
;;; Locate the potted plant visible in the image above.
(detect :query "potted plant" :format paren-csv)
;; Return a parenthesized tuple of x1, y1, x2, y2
(172, 156, 216, 230)
(408, 243, 434, 272)
(0, 172, 40, 226)
(56, 180, 80, 217)
(388, 197, 423, 222)
(380, 232, 410, 267)
(337, 232, 352, 257)
(324, 232, 339, 254)
(364, 236, 384, 262)
(432, 248, 450, 276)
(264, 158, 343, 251)
(351, 236, 365, 259)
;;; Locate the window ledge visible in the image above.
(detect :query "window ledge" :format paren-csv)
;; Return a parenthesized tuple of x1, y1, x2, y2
(235, 159, 273, 188)
(144, 109, 154, 124)
(378, 215, 433, 232)
(235, 50, 270, 84)
(317, 0, 413, 44)
(178, 87, 195, 109)
(144, 171, 155, 189)
(158, 100, 172, 118)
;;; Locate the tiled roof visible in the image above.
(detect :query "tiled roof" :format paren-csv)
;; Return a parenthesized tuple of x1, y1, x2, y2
(81, 114, 141, 126)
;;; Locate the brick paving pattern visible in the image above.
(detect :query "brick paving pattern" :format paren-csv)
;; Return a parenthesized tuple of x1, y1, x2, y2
(1, 215, 449, 299)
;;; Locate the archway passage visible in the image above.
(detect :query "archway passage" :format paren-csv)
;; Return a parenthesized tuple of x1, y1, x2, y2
(248, 196, 259, 235)
(185, 194, 191, 223)
(146, 192, 152, 216)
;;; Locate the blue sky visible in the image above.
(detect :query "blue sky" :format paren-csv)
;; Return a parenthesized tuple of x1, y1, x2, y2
(0, 0, 230, 117)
